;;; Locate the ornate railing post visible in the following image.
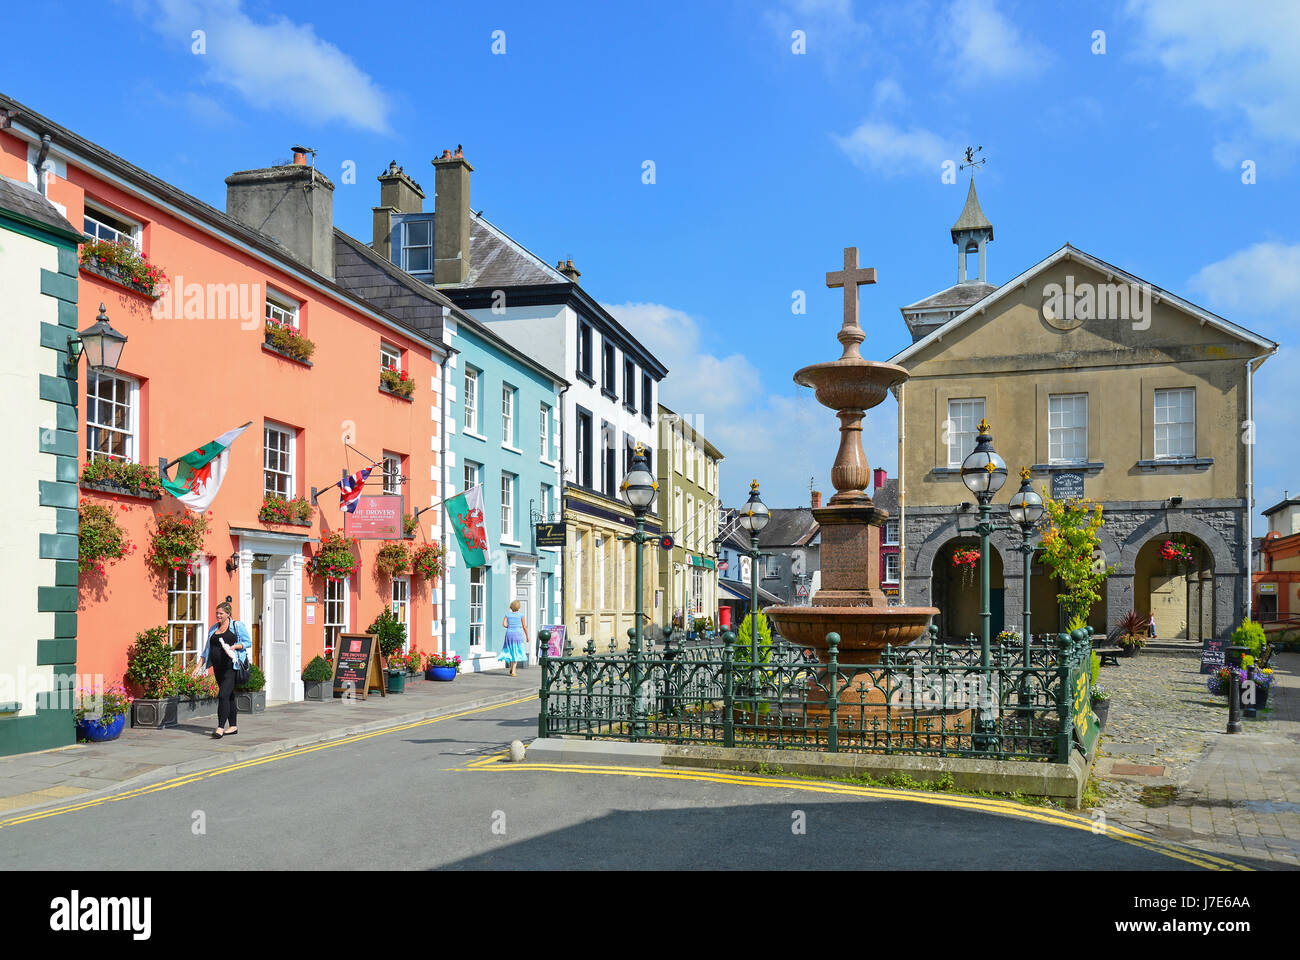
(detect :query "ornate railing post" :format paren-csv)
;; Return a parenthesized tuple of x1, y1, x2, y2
(537, 628, 551, 740)
(722, 629, 735, 748)
(1054, 631, 1072, 764)
(827, 632, 840, 753)
(583, 637, 596, 739)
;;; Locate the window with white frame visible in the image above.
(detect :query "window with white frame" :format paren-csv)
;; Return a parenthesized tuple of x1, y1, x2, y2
(463, 461, 480, 493)
(501, 472, 515, 540)
(1154, 388, 1195, 459)
(885, 553, 901, 583)
(83, 203, 139, 247)
(540, 572, 552, 627)
(265, 290, 299, 329)
(263, 422, 295, 498)
(697, 502, 705, 553)
(168, 567, 204, 670)
(596, 535, 608, 608)
(392, 576, 410, 646)
(383, 452, 402, 496)
(686, 495, 695, 549)
(675, 490, 683, 534)
(674, 427, 684, 474)
(540, 403, 551, 460)
(575, 531, 585, 608)
(86, 370, 137, 462)
(463, 367, 479, 434)
(540, 483, 552, 522)
(469, 567, 485, 648)
(946, 398, 985, 467)
(884, 520, 900, 546)
(403, 219, 432, 273)
(693, 568, 704, 615)
(1048, 394, 1088, 464)
(380, 342, 401, 373)
(502, 385, 515, 446)
(323, 577, 347, 660)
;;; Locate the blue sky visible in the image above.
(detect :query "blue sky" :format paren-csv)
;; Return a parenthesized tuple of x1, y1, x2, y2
(7, 0, 1298, 528)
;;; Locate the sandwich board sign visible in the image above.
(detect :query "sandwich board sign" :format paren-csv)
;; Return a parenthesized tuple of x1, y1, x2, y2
(333, 632, 387, 699)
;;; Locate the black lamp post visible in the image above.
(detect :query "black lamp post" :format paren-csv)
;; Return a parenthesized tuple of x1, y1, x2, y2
(736, 479, 770, 666)
(67, 302, 128, 375)
(959, 418, 1008, 750)
(1007, 466, 1045, 711)
(619, 442, 657, 736)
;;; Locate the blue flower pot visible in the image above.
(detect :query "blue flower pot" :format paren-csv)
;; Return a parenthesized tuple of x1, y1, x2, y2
(427, 666, 457, 682)
(76, 713, 125, 742)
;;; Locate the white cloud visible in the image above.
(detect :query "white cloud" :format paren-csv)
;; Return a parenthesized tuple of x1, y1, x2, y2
(872, 78, 906, 110)
(1189, 242, 1300, 318)
(941, 0, 1048, 80)
(764, 0, 872, 71)
(1247, 345, 1296, 535)
(140, 0, 391, 133)
(1127, 0, 1300, 148)
(604, 301, 898, 509)
(833, 120, 955, 178)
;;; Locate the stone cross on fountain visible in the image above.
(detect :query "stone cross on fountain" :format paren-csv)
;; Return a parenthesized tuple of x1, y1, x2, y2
(824, 246, 875, 361)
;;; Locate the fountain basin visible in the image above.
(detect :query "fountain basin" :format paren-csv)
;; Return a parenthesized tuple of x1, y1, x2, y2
(792, 359, 909, 412)
(765, 605, 938, 665)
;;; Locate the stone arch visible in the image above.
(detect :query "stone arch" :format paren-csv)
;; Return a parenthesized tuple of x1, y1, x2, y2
(1118, 511, 1237, 575)
(910, 516, 1011, 578)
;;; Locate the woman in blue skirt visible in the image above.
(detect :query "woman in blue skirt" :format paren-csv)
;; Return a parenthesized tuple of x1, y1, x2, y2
(500, 600, 529, 677)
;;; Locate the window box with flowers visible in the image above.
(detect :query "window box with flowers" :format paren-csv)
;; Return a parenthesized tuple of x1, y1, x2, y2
(80, 458, 164, 501)
(79, 238, 167, 299)
(79, 499, 136, 577)
(145, 512, 209, 577)
(379, 367, 415, 400)
(259, 494, 314, 527)
(402, 512, 419, 539)
(263, 318, 316, 365)
(308, 533, 360, 582)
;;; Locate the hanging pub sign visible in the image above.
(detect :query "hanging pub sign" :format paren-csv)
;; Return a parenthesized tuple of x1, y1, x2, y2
(346, 495, 403, 539)
(1051, 471, 1085, 500)
(535, 522, 567, 548)
(332, 632, 387, 699)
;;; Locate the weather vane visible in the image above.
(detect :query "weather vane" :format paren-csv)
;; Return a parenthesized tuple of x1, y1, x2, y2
(960, 146, 986, 173)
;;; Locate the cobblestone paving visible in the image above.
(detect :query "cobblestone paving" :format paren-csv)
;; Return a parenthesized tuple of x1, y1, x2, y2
(1095, 651, 1300, 870)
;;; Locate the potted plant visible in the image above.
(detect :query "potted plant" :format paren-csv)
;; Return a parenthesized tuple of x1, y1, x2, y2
(405, 646, 424, 680)
(125, 626, 179, 728)
(171, 669, 221, 721)
(1249, 667, 1273, 711)
(235, 663, 267, 713)
(368, 606, 408, 693)
(75, 683, 131, 742)
(259, 494, 313, 526)
(302, 655, 335, 700)
(1117, 610, 1148, 657)
(385, 651, 409, 693)
(425, 650, 461, 681)
(379, 366, 415, 398)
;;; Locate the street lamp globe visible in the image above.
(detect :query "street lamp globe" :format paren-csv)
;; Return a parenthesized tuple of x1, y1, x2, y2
(620, 442, 657, 514)
(737, 479, 769, 533)
(960, 418, 1007, 501)
(1007, 467, 1044, 527)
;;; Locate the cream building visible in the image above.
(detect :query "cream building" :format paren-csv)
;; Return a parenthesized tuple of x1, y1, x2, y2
(891, 181, 1276, 642)
(657, 405, 724, 630)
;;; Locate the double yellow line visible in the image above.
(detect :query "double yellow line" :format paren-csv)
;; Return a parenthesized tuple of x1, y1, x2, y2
(458, 753, 1249, 871)
(0, 695, 539, 829)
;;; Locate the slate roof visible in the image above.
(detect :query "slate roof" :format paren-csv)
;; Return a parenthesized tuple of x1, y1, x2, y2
(450, 214, 569, 288)
(873, 478, 899, 516)
(1262, 497, 1300, 518)
(951, 179, 993, 239)
(901, 281, 997, 313)
(761, 507, 819, 548)
(0, 176, 80, 241)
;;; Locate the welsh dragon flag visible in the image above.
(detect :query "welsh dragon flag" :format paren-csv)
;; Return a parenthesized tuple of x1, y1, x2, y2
(444, 485, 489, 567)
(160, 424, 249, 512)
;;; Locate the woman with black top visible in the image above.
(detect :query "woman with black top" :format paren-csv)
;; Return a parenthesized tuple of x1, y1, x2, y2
(197, 597, 251, 738)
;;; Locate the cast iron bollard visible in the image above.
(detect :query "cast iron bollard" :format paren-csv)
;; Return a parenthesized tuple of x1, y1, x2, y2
(1055, 632, 1073, 763)
(537, 629, 551, 740)
(722, 630, 736, 748)
(1225, 644, 1248, 734)
(827, 632, 841, 754)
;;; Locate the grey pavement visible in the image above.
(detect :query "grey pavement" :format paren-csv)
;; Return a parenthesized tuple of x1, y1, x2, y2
(1096, 650, 1300, 868)
(0, 669, 537, 817)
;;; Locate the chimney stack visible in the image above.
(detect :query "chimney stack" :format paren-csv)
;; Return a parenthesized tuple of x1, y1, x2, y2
(226, 146, 334, 279)
(432, 146, 473, 285)
(811, 490, 822, 509)
(557, 259, 582, 283)
(874, 467, 887, 491)
(372, 161, 425, 262)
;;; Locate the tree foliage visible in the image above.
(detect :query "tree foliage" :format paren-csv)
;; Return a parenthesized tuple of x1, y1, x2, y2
(1037, 495, 1113, 622)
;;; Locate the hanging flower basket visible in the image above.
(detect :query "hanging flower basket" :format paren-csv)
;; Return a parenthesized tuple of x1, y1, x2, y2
(375, 541, 411, 578)
(78, 499, 136, 576)
(951, 547, 980, 589)
(145, 511, 210, 575)
(308, 532, 360, 582)
(411, 542, 446, 580)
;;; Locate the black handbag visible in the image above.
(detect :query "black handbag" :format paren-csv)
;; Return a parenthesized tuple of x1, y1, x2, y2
(234, 656, 252, 687)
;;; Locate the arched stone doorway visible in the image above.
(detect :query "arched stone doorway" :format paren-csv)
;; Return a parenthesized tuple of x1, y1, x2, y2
(931, 538, 1004, 640)
(1132, 534, 1214, 641)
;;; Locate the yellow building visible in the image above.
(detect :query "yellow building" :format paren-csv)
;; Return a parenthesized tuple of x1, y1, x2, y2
(891, 182, 1276, 642)
(656, 405, 724, 630)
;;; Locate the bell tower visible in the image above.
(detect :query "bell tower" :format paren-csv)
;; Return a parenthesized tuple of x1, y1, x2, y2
(952, 177, 993, 284)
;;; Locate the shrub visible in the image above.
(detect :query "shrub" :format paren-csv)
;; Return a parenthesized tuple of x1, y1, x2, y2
(734, 611, 773, 664)
(125, 626, 175, 698)
(1038, 496, 1113, 622)
(236, 662, 266, 692)
(1090, 651, 1100, 687)
(302, 656, 335, 682)
(78, 500, 134, 575)
(367, 606, 408, 660)
(1232, 619, 1265, 659)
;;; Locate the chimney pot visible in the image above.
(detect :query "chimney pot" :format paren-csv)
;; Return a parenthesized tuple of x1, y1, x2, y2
(292, 145, 309, 165)
(811, 490, 822, 509)
(873, 467, 887, 491)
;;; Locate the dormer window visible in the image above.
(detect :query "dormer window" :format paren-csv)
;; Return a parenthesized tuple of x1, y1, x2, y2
(403, 219, 432, 273)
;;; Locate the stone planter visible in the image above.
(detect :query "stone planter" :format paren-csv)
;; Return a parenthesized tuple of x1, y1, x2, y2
(80, 259, 162, 299)
(303, 680, 333, 701)
(131, 697, 178, 729)
(1092, 700, 1110, 730)
(261, 338, 314, 366)
(175, 696, 219, 721)
(378, 381, 415, 402)
(80, 479, 162, 501)
(235, 689, 266, 713)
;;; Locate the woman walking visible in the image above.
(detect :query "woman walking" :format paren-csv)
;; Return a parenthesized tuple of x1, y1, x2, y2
(197, 597, 251, 738)
(499, 600, 529, 678)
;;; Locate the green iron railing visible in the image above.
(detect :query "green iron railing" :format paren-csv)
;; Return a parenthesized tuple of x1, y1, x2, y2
(538, 628, 1097, 764)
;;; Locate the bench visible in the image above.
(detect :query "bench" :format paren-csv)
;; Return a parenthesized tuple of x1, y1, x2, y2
(1094, 645, 1122, 666)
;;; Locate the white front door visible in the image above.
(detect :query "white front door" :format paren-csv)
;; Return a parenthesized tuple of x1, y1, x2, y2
(514, 567, 535, 664)
(266, 559, 293, 700)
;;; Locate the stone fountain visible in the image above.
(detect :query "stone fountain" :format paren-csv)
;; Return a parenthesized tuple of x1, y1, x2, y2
(766, 247, 939, 666)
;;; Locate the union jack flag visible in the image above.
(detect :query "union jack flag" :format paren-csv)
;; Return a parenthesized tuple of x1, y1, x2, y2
(339, 467, 373, 513)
